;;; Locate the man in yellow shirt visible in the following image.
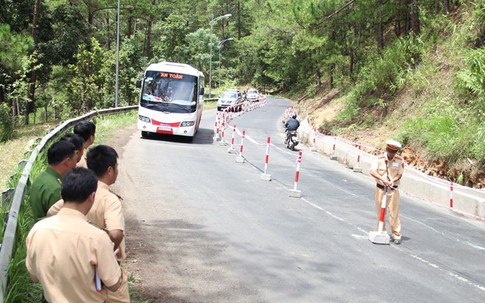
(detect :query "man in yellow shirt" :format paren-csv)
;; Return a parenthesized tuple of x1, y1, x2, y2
(74, 120, 96, 168)
(370, 140, 405, 244)
(26, 168, 124, 302)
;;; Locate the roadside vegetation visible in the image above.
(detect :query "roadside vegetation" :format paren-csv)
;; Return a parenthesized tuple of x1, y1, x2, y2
(1, 0, 482, 188)
(0, 111, 153, 302)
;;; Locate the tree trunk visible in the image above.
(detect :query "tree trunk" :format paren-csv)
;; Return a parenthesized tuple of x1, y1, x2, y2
(127, 14, 133, 38)
(145, 20, 152, 57)
(237, 1, 241, 39)
(349, 47, 354, 79)
(410, 0, 420, 35)
(443, 0, 450, 14)
(26, 0, 42, 125)
(435, 0, 440, 14)
(330, 63, 335, 89)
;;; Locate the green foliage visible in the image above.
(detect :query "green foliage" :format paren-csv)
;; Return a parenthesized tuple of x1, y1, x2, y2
(399, 98, 484, 163)
(455, 47, 485, 100)
(0, 24, 32, 70)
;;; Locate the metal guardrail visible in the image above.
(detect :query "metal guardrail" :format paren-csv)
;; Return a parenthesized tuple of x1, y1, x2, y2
(0, 105, 137, 302)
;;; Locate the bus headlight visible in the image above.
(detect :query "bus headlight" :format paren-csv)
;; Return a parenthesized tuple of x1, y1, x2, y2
(138, 115, 151, 123)
(180, 121, 195, 127)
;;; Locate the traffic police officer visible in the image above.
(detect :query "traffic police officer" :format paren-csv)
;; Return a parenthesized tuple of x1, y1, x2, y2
(48, 145, 130, 302)
(26, 168, 124, 302)
(370, 139, 405, 244)
(29, 140, 77, 221)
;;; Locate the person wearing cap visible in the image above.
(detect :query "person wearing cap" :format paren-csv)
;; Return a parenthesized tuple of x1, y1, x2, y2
(370, 139, 405, 244)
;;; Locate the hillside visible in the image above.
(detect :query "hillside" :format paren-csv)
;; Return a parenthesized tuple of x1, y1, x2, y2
(292, 4, 484, 189)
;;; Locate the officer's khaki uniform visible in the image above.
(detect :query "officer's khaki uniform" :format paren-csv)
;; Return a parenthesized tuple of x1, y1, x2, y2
(26, 208, 123, 302)
(47, 181, 130, 302)
(371, 153, 405, 240)
(76, 148, 88, 168)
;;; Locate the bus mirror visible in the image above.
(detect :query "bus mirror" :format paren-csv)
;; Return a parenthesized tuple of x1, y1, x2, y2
(199, 86, 205, 95)
(136, 79, 142, 88)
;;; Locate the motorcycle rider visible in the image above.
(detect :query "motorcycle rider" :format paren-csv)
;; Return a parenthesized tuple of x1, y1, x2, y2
(284, 113, 300, 144)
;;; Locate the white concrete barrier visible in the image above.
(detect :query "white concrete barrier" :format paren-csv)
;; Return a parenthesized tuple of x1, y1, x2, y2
(298, 118, 485, 220)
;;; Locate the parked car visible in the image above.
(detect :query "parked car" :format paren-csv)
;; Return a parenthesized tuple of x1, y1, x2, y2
(246, 88, 260, 102)
(217, 89, 243, 111)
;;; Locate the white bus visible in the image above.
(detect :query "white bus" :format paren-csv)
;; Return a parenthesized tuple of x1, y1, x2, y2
(137, 62, 205, 138)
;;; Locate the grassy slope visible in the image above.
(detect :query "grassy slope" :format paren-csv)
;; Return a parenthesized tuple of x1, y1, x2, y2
(296, 4, 484, 188)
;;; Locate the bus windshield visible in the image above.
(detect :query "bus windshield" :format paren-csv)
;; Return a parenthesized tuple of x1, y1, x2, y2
(140, 71, 198, 113)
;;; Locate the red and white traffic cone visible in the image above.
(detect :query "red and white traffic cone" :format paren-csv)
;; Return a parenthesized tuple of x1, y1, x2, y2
(368, 186, 390, 245)
(260, 137, 272, 181)
(289, 151, 302, 197)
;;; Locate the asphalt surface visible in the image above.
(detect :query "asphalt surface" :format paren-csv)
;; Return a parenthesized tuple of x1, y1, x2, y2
(114, 97, 485, 303)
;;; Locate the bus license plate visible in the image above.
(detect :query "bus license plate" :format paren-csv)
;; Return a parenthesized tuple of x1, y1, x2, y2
(158, 125, 171, 131)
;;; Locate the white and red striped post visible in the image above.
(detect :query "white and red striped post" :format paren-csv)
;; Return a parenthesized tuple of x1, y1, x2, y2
(353, 143, 363, 173)
(330, 136, 337, 160)
(289, 151, 302, 197)
(311, 128, 317, 152)
(236, 130, 246, 163)
(213, 113, 221, 141)
(260, 137, 272, 181)
(220, 113, 228, 146)
(377, 187, 388, 232)
(227, 124, 237, 153)
(449, 181, 454, 208)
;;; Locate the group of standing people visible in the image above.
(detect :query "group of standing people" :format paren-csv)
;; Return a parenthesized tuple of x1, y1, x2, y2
(26, 120, 131, 302)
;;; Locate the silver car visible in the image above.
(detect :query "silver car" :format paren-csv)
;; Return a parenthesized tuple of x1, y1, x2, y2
(217, 89, 243, 111)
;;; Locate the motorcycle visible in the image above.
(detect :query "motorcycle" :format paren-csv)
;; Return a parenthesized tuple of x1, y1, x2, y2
(285, 130, 299, 151)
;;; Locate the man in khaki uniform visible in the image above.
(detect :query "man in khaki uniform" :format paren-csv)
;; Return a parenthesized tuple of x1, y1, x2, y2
(370, 140, 405, 244)
(48, 145, 130, 302)
(74, 120, 96, 168)
(26, 168, 124, 302)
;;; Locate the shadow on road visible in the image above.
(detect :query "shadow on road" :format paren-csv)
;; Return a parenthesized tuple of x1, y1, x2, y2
(139, 128, 215, 145)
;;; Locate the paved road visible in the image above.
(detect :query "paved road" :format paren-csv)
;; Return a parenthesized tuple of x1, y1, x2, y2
(115, 97, 485, 303)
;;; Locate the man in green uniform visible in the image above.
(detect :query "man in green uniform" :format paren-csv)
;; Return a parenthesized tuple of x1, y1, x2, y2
(29, 140, 77, 221)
